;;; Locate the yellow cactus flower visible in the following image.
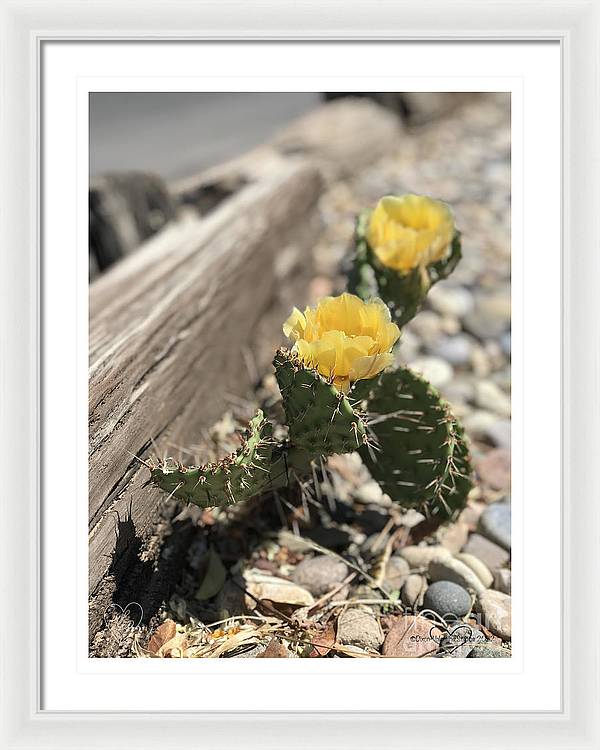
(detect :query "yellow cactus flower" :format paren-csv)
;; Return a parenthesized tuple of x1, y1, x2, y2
(366, 194, 455, 274)
(283, 292, 400, 393)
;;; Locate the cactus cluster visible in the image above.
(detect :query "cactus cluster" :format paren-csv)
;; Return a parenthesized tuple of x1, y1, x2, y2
(149, 193, 473, 526)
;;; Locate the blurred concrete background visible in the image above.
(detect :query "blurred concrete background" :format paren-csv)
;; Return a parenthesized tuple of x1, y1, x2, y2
(90, 92, 321, 180)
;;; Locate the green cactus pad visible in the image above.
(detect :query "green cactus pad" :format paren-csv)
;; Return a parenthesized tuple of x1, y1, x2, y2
(360, 366, 472, 521)
(149, 410, 274, 509)
(348, 210, 462, 327)
(273, 348, 368, 457)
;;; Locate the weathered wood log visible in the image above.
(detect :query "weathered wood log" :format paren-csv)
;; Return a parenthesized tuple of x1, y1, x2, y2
(321, 92, 485, 126)
(272, 97, 402, 180)
(398, 92, 485, 125)
(89, 100, 400, 283)
(89, 160, 323, 638)
(89, 171, 177, 276)
(88, 98, 403, 645)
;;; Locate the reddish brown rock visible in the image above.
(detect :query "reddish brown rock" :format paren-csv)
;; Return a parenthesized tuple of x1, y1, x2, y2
(382, 615, 441, 658)
(476, 448, 511, 491)
(458, 502, 486, 531)
(437, 522, 469, 554)
(462, 533, 510, 570)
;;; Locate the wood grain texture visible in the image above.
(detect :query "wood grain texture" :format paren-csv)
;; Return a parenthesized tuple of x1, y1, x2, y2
(88, 99, 399, 642)
(88, 160, 322, 623)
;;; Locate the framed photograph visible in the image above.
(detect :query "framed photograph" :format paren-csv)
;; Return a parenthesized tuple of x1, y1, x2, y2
(1, 1, 598, 748)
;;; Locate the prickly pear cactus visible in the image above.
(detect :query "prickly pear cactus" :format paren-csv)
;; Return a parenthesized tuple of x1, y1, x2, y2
(273, 348, 368, 457)
(349, 210, 462, 327)
(360, 366, 472, 521)
(147, 194, 474, 525)
(149, 410, 274, 508)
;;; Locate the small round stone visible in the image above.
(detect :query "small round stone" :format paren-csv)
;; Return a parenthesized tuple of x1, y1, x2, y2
(478, 502, 511, 551)
(437, 522, 469, 554)
(493, 568, 511, 594)
(408, 356, 454, 388)
(422, 580, 472, 619)
(291, 555, 349, 597)
(429, 558, 486, 595)
(337, 608, 384, 651)
(474, 590, 511, 641)
(463, 292, 510, 339)
(400, 545, 452, 569)
(427, 284, 474, 318)
(429, 334, 474, 367)
(475, 380, 511, 418)
(395, 329, 420, 362)
(462, 533, 510, 570)
(462, 410, 498, 441)
(485, 419, 511, 449)
(455, 552, 494, 588)
(475, 448, 511, 492)
(407, 310, 443, 344)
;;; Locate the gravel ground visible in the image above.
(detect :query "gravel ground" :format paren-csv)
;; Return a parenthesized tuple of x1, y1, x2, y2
(97, 94, 511, 659)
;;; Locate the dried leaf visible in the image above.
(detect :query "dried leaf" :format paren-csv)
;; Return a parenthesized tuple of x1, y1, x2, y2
(158, 633, 189, 658)
(147, 619, 177, 655)
(382, 615, 440, 658)
(257, 637, 290, 658)
(308, 622, 336, 657)
(243, 569, 314, 608)
(208, 623, 272, 658)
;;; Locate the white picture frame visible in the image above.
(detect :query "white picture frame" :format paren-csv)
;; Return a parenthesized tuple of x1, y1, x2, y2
(1, 1, 598, 747)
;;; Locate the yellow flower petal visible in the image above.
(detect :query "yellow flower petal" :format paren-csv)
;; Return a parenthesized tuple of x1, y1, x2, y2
(282, 307, 306, 340)
(336, 334, 374, 377)
(283, 292, 400, 392)
(302, 307, 320, 342)
(310, 334, 340, 379)
(293, 338, 314, 364)
(379, 322, 402, 352)
(349, 353, 394, 382)
(366, 194, 455, 274)
(314, 293, 362, 337)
